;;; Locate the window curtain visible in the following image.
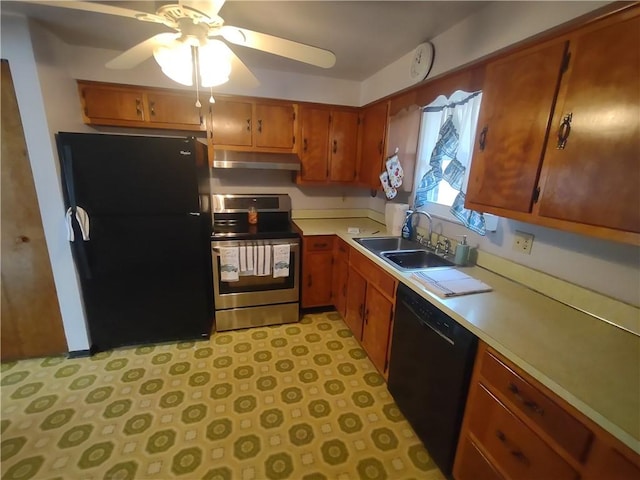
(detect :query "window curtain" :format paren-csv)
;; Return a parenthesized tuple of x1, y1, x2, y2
(413, 90, 486, 235)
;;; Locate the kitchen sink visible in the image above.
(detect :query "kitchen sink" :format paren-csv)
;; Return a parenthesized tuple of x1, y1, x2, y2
(380, 249, 455, 270)
(353, 236, 423, 252)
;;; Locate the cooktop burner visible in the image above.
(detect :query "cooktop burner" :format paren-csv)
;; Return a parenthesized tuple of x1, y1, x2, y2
(210, 194, 299, 241)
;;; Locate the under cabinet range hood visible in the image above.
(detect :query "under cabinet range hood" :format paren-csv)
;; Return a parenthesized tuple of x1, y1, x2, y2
(213, 150, 301, 171)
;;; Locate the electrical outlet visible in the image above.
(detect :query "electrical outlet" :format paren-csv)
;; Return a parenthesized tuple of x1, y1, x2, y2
(513, 230, 534, 254)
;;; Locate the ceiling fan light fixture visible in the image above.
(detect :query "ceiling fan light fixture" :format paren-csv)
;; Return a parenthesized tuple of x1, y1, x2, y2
(153, 41, 194, 86)
(199, 40, 232, 87)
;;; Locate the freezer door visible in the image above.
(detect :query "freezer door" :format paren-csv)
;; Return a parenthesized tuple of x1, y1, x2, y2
(73, 214, 213, 351)
(57, 133, 202, 214)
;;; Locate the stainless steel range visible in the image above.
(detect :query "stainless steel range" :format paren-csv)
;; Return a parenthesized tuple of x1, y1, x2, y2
(210, 194, 300, 331)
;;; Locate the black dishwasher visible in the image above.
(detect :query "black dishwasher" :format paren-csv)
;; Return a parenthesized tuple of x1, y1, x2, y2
(388, 283, 477, 478)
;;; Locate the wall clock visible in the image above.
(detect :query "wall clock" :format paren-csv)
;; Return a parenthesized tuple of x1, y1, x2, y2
(409, 41, 435, 83)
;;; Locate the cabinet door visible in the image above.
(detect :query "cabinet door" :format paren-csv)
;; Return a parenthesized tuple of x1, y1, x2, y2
(81, 84, 145, 122)
(536, 14, 640, 233)
(302, 251, 333, 308)
(300, 106, 330, 181)
(358, 102, 389, 188)
(345, 267, 366, 341)
(210, 100, 253, 146)
(466, 40, 568, 213)
(362, 285, 394, 373)
(329, 109, 359, 181)
(254, 103, 296, 149)
(146, 92, 204, 130)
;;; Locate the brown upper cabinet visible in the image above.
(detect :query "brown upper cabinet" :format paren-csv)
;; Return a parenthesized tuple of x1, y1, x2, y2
(78, 80, 205, 131)
(465, 7, 640, 245)
(357, 101, 390, 189)
(208, 97, 297, 152)
(297, 105, 359, 184)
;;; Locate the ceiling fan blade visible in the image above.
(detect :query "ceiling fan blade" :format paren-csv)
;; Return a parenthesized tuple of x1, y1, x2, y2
(182, 0, 226, 20)
(106, 33, 180, 70)
(220, 26, 336, 69)
(24, 1, 165, 22)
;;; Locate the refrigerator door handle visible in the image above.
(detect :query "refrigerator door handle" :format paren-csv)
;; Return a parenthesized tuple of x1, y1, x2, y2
(188, 212, 200, 216)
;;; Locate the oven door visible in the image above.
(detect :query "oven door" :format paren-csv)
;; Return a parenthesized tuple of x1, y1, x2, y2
(211, 239, 299, 310)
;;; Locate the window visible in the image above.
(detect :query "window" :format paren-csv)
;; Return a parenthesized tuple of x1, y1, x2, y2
(412, 90, 488, 234)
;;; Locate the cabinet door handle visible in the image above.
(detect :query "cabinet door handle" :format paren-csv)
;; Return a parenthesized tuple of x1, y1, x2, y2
(358, 304, 364, 319)
(364, 308, 369, 324)
(303, 138, 308, 152)
(149, 100, 156, 116)
(135, 98, 143, 117)
(508, 383, 545, 416)
(496, 430, 530, 466)
(556, 112, 572, 149)
(333, 140, 338, 154)
(478, 126, 488, 151)
(257, 119, 263, 133)
(378, 140, 383, 154)
(246, 119, 251, 131)
(313, 242, 328, 249)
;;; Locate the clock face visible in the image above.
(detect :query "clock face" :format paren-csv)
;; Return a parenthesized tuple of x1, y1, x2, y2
(410, 42, 435, 82)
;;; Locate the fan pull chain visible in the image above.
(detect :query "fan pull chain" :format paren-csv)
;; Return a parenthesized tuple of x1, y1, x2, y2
(193, 45, 201, 108)
(210, 86, 215, 104)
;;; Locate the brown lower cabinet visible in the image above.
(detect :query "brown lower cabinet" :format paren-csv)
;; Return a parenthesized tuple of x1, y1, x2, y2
(454, 341, 640, 480)
(344, 248, 397, 375)
(301, 236, 334, 308)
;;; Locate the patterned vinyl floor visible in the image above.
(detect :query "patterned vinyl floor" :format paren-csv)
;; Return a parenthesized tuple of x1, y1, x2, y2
(0, 312, 445, 480)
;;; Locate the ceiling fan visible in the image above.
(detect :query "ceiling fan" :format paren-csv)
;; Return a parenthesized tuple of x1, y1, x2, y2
(28, 0, 337, 89)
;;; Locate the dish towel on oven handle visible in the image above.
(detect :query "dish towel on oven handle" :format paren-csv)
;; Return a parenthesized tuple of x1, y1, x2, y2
(239, 245, 255, 276)
(272, 244, 290, 278)
(257, 245, 272, 276)
(219, 247, 239, 282)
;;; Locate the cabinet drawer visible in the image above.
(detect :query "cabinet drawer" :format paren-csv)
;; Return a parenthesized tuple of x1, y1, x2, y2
(455, 436, 504, 480)
(304, 236, 334, 252)
(468, 385, 579, 480)
(350, 250, 396, 299)
(481, 349, 592, 462)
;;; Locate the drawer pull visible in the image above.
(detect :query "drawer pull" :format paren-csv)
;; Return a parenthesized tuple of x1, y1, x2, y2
(508, 382, 545, 416)
(496, 429, 530, 466)
(313, 242, 328, 248)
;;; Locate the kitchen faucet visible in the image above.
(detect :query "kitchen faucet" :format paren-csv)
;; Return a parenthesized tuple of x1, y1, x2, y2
(402, 210, 433, 248)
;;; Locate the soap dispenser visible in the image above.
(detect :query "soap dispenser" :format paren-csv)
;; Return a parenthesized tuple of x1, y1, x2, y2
(454, 235, 470, 266)
(401, 210, 414, 239)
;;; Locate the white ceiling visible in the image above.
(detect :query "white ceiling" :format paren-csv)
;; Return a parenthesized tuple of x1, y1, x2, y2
(3, 1, 490, 81)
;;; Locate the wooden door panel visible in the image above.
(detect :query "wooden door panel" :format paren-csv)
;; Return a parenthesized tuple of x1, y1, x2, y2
(345, 267, 366, 341)
(329, 110, 359, 181)
(210, 100, 253, 146)
(466, 40, 567, 213)
(300, 107, 330, 181)
(537, 15, 640, 233)
(362, 285, 393, 373)
(146, 92, 203, 128)
(1, 60, 67, 360)
(255, 103, 295, 149)
(81, 86, 144, 122)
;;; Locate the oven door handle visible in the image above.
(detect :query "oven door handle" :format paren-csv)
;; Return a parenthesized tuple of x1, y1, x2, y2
(212, 243, 299, 253)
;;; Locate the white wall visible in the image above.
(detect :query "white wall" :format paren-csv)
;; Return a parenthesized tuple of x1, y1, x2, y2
(65, 45, 362, 106)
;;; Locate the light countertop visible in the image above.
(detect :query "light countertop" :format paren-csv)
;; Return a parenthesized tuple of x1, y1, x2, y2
(294, 217, 640, 454)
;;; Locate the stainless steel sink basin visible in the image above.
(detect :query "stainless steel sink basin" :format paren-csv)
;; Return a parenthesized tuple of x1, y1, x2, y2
(353, 236, 422, 252)
(380, 249, 455, 270)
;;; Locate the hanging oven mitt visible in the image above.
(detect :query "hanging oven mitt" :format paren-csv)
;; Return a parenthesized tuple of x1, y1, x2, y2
(379, 171, 397, 199)
(386, 148, 404, 188)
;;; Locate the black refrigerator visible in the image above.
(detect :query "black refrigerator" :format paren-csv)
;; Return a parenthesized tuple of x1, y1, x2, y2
(56, 132, 213, 352)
